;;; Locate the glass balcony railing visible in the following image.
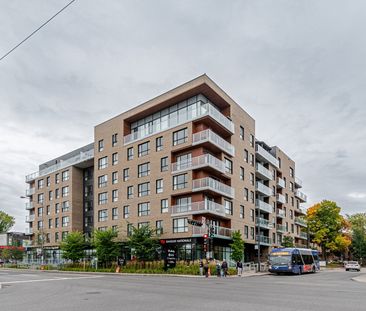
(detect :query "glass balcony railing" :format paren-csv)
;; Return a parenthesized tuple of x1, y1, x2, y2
(256, 235, 272, 245)
(256, 217, 273, 229)
(256, 182, 273, 197)
(192, 225, 232, 239)
(255, 199, 273, 213)
(295, 190, 307, 202)
(26, 188, 35, 196)
(256, 163, 274, 180)
(277, 177, 285, 188)
(295, 176, 303, 188)
(276, 193, 286, 204)
(255, 144, 279, 168)
(192, 129, 235, 156)
(192, 177, 234, 198)
(299, 232, 308, 240)
(123, 100, 234, 145)
(171, 201, 227, 218)
(295, 217, 307, 227)
(25, 202, 34, 210)
(25, 228, 33, 235)
(277, 209, 286, 218)
(276, 224, 286, 233)
(26, 215, 35, 222)
(171, 154, 226, 174)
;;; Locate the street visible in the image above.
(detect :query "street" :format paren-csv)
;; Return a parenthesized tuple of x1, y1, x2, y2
(0, 269, 365, 311)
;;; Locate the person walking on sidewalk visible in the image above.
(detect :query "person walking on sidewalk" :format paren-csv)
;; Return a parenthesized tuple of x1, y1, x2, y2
(199, 259, 204, 276)
(236, 260, 243, 276)
(221, 260, 228, 277)
(216, 260, 221, 277)
(204, 261, 209, 278)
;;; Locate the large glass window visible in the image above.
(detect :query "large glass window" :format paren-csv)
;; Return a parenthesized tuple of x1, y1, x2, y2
(173, 128, 188, 146)
(98, 209, 108, 222)
(62, 186, 69, 197)
(98, 157, 108, 170)
(138, 162, 150, 178)
(98, 175, 108, 188)
(161, 157, 169, 172)
(138, 202, 150, 216)
(98, 192, 108, 205)
(138, 182, 150, 197)
(62, 170, 69, 181)
(173, 218, 188, 233)
(62, 216, 70, 227)
(138, 141, 150, 157)
(173, 174, 187, 190)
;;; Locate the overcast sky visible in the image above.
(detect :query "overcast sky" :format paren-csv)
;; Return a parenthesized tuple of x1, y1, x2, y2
(1, 0, 365, 231)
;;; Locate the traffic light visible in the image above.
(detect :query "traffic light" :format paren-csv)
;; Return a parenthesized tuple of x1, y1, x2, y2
(203, 234, 208, 239)
(209, 226, 215, 238)
(203, 234, 208, 252)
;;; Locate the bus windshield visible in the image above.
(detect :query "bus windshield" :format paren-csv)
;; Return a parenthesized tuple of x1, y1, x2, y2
(270, 255, 292, 265)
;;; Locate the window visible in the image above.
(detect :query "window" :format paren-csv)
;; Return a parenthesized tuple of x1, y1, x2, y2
(98, 227, 107, 232)
(240, 205, 244, 218)
(38, 207, 43, 217)
(244, 225, 249, 239)
(38, 193, 44, 204)
(62, 216, 70, 227)
(161, 199, 169, 213)
(250, 173, 254, 186)
(49, 190, 53, 201)
(156, 220, 163, 235)
(55, 232, 59, 242)
(290, 210, 293, 220)
(46, 205, 50, 215)
(62, 201, 69, 212)
(138, 162, 150, 177)
(46, 176, 50, 187)
(55, 203, 60, 214)
(55, 218, 59, 228)
(291, 197, 294, 207)
(244, 149, 249, 163)
(289, 182, 294, 191)
(224, 158, 233, 174)
(240, 167, 244, 180)
(160, 157, 168, 172)
(112, 189, 118, 202)
(290, 167, 294, 177)
(62, 186, 69, 197)
(278, 157, 282, 168)
(156, 136, 163, 151)
(112, 225, 118, 232)
(138, 182, 150, 197)
(55, 188, 60, 199)
(112, 207, 118, 220)
(112, 171, 118, 184)
(127, 224, 133, 236)
(250, 191, 255, 203)
(244, 188, 248, 201)
(138, 202, 150, 216)
(62, 170, 69, 181)
(173, 218, 188, 233)
(127, 147, 134, 161)
(285, 222, 289, 231)
(98, 192, 108, 205)
(112, 153, 118, 165)
(62, 231, 69, 241)
(173, 174, 187, 190)
(138, 141, 150, 157)
(250, 153, 254, 166)
(127, 186, 133, 199)
(250, 227, 255, 239)
(224, 200, 233, 215)
(250, 209, 254, 222)
(285, 193, 289, 203)
(123, 205, 129, 219)
(123, 168, 130, 181)
(98, 157, 108, 170)
(98, 209, 108, 222)
(156, 179, 163, 193)
(112, 133, 118, 147)
(173, 128, 188, 146)
(240, 126, 244, 140)
(98, 139, 104, 152)
(55, 173, 60, 184)
(38, 179, 44, 189)
(250, 134, 254, 147)
(138, 222, 149, 229)
(98, 175, 108, 188)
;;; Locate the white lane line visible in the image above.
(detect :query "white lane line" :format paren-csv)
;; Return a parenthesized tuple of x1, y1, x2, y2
(0, 275, 103, 285)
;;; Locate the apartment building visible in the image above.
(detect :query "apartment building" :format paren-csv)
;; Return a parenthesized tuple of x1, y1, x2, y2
(24, 75, 308, 263)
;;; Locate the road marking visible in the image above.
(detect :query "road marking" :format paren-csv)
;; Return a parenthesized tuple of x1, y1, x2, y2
(0, 275, 103, 285)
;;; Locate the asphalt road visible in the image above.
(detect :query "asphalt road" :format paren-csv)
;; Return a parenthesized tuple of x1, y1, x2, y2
(0, 269, 365, 311)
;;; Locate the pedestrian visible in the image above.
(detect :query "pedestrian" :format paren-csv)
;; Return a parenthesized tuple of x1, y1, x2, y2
(216, 260, 221, 277)
(204, 261, 209, 278)
(221, 260, 228, 277)
(236, 260, 243, 276)
(199, 259, 204, 276)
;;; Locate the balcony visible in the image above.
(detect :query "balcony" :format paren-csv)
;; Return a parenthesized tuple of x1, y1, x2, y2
(123, 100, 234, 145)
(276, 224, 286, 233)
(255, 144, 279, 168)
(276, 193, 286, 204)
(277, 209, 285, 218)
(295, 190, 307, 202)
(25, 228, 33, 235)
(25, 202, 34, 210)
(26, 148, 94, 181)
(192, 129, 235, 156)
(256, 163, 274, 180)
(171, 201, 229, 219)
(192, 225, 232, 240)
(192, 177, 234, 198)
(298, 232, 308, 240)
(256, 235, 272, 246)
(255, 199, 272, 214)
(295, 217, 307, 227)
(295, 207, 307, 215)
(171, 154, 226, 175)
(256, 217, 273, 229)
(26, 187, 35, 196)
(26, 215, 35, 223)
(277, 177, 285, 189)
(295, 177, 302, 188)
(256, 182, 273, 197)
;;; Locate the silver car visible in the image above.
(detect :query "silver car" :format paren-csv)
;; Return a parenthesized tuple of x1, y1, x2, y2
(345, 261, 361, 271)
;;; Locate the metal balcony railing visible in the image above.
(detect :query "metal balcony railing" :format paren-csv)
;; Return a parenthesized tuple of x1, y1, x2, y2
(26, 215, 35, 222)
(256, 235, 272, 245)
(192, 129, 235, 156)
(192, 177, 234, 198)
(255, 199, 273, 214)
(171, 154, 226, 174)
(171, 201, 227, 218)
(276, 193, 286, 204)
(277, 177, 285, 188)
(256, 217, 273, 229)
(25, 228, 33, 235)
(295, 217, 307, 227)
(256, 182, 273, 197)
(255, 144, 279, 168)
(295, 176, 303, 188)
(25, 202, 34, 210)
(295, 190, 307, 202)
(26, 187, 35, 196)
(277, 209, 286, 218)
(276, 224, 286, 233)
(192, 225, 232, 239)
(256, 163, 274, 180)
(299, 232, 308, 239)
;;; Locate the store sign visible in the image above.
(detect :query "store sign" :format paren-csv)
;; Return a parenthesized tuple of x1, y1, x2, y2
(165, 238, 192, 244)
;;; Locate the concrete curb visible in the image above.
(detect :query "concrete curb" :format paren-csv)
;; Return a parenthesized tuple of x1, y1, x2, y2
(351, 275, 366, 283)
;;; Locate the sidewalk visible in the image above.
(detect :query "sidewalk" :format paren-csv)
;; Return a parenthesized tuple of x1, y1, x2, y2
(352, 274, 366, 283)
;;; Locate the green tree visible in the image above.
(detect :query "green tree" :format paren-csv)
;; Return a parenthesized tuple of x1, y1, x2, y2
(282, 235, 294, 248)
(93, 229, 119, 266)
(127, 225, 159, 261)
(306, 200, 350, 261)
(230, 230, 245, 262)
(0, 248, 12, 261)
(0, 211, 15, 233)
(348, 213, 366, 262)
(10, 247, 24, 262)
(60, 231, 86, 263)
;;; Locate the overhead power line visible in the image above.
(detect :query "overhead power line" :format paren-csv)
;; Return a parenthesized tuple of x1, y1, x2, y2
(0, 0, 77, 62)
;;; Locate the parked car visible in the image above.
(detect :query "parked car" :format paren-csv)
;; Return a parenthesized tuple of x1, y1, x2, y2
(345, 261, 361, 271)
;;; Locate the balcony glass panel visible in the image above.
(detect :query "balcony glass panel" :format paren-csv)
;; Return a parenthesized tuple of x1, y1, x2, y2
(192, 129, 235, 156)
